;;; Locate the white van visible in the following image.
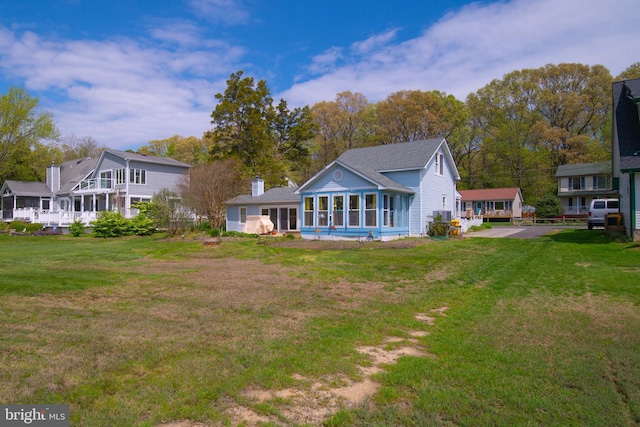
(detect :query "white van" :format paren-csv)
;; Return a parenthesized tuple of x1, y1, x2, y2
(587, 198, 619, 230)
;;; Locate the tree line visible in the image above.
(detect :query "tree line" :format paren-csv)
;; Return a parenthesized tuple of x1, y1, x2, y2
(2, 62, 639, 228)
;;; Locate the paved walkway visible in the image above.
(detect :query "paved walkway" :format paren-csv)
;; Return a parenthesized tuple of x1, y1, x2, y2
(463, 225, 583, 239)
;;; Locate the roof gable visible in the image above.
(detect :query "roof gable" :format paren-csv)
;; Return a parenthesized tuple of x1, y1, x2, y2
(297, 138, 457, 194)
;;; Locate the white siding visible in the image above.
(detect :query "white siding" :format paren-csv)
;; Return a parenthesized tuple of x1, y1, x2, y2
(620, 173, 632, 234)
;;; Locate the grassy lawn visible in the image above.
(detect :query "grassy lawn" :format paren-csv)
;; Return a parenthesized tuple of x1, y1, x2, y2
(1, 230, 639, 426)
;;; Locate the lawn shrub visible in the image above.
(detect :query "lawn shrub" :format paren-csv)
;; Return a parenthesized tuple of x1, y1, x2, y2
(69, 219, 86, 237)
(427, 215, 450, 237)
(8, 220, 27, 231)
(208, 228, 221, 237)
(0, 222, 7, 231)
(129, 214, 156, 236)
(25, 223, 43, 233)
(535, 193, 563, 218)
(91, 211, 157, 237)
(91, 212, 131, 237)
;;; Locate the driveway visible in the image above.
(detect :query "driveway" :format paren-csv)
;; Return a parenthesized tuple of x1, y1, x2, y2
(463, 225, 583, 239)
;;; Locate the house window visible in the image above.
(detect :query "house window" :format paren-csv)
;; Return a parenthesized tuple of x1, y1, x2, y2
(130, 168, 146, 185)
(348, 195, 360, 227)
(383, 195, 395, 227)
(569, 177, 585, 190)
(42, 199, 51, 210)
(240, 207, 247, 224)
(317, 196, 329, 226)
(115, 168, 126, 185)
(495, 201, 505, 210)
(100, 171, 113, 189)
(287, 208, 297, 230)
(442, 195, 447, 210)
(435, 153, 444, 176)
(304, 197, 314, 227)
(593, 175, 610, 190)
(365, 194, 377, 227)
(333, 195, 344, 227)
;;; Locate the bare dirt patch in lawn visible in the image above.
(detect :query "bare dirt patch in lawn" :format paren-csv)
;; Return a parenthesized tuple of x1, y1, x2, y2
(224, 332, 435, 426)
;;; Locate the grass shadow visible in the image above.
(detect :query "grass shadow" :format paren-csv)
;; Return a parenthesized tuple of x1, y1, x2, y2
(548, 228, 628, 244)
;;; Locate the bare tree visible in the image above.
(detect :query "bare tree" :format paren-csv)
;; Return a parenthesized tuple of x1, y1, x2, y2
(178, 158, 248, 229)
(60, 135, 105, 160)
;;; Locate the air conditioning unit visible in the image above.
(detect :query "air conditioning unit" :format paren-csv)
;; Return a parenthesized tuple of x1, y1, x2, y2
(433, 210, 452, 222)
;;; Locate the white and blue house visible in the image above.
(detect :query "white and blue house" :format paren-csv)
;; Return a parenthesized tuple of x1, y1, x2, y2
(294, 138, 460, 240)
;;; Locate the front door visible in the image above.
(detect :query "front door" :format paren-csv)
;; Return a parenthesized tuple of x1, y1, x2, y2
(475, 201, 483, 215)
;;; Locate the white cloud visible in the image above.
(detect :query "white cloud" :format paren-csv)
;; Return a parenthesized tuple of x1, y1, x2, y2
(350, 29, 398, 55)
(187, 0, 250, 25)
(0, 24, 240, 149)
(282, 0, 639, 107)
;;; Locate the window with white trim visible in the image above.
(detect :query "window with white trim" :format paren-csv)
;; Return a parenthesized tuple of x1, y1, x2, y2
(100, 170, 113, 189)
(317, 196, 329, 226)
(304, 197, 314, 227)
(348, 195, 360, 227)
(115, 168, 126, 185)
(383, 194, 395, 227)
(435, 153, 444, 176)
(130, 168, 146, 185)
(333, 195, 344, 227)
(365, 194, 377, 227)
(240, 207, 247, 224)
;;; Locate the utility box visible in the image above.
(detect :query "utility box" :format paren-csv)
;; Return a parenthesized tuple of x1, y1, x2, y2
(433, 210, 452, 222)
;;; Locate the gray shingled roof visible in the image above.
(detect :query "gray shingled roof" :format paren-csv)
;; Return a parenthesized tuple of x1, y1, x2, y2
(555, 162, 611, 177)
(104, 149, 192, 168)
(296, 138, 445, 194)
(614, 79, 640, 171)
(58, 156, 99, 194)
(2, 180, 52, 196)
(337, 138, 444, 171)
(227, 186, 299, 205)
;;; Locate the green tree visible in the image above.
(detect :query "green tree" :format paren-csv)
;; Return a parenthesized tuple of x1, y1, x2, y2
(147, 188, 193, 237)
(0, 86, 59, 183)
(616, 62, 640, 81)
(209, 71, 315, 186)
(310, 91, 377, 174)
(535, 193, 563, 219)
(528, 63, 612, 168)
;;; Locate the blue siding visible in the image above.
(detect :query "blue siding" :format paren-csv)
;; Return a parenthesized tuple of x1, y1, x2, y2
(299, 189, 411, 241)
(304, 165, 372, 193)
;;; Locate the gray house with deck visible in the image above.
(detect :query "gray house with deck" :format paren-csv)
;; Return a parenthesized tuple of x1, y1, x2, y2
(1, 149, 191, 227)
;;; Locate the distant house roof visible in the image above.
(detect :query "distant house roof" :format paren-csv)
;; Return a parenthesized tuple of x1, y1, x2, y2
(458, 188, 521, 201)
(555, 162, 611, 178)
(613, 79, 640, 171)
(297, 138, 457, 194)
(1, 180, 52, 197)
(102, 149, 192, 169)
(227, 186, 300, 205)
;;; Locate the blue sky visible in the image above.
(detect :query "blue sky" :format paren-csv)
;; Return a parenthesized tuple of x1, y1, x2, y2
(0, 0, 638, 151)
